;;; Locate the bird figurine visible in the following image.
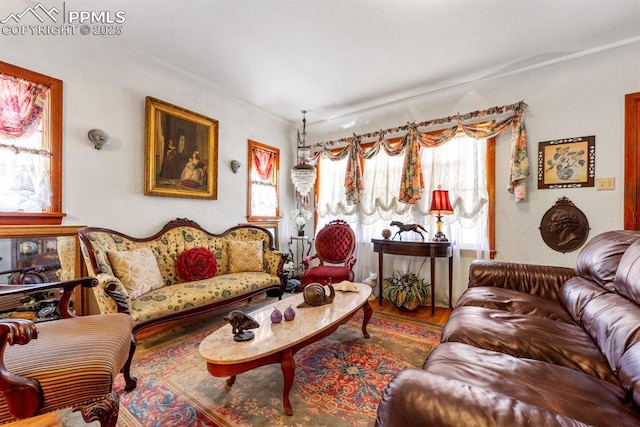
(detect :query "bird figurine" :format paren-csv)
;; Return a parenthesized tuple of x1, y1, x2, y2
(224, 310, 260, 341)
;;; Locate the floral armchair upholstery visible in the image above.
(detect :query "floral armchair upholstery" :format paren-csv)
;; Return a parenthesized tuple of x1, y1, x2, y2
(301, 220, 357, 289)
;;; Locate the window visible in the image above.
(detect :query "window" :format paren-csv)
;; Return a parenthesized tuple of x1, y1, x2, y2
(316, 134, 495, 278)
(247, 139, 280, 221)
(0, 61, 63, 225)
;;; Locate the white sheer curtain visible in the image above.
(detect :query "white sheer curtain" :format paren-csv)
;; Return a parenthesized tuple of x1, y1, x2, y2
(0, 123, 51, 212)
(0, 74, 51, 212)
(315, 134, 489, 288)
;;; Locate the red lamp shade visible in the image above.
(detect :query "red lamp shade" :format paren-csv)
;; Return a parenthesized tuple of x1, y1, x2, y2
(429, 190, 454, 215)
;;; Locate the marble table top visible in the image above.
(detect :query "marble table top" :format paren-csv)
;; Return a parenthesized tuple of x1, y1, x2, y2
(199, 282, 371, 364)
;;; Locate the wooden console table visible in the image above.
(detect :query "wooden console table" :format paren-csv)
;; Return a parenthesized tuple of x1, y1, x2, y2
(371, 238, 453, 315)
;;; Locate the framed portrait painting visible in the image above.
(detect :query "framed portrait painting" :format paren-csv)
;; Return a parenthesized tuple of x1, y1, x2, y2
(144, 97, 219, 199)
(538, 135, 595, 189)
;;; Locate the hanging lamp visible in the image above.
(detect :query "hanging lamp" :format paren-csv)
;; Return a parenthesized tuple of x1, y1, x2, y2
(290, 110, 316, 196)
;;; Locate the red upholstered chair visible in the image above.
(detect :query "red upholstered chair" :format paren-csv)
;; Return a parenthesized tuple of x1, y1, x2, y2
(301, 220, 356, 289)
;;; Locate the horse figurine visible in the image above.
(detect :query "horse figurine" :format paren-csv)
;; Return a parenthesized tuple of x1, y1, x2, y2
(390, 221, 428, 240)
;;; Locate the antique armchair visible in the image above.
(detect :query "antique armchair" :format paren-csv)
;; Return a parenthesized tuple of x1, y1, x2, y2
(300, 220, 357, 290)
(0, 268, 135, 426)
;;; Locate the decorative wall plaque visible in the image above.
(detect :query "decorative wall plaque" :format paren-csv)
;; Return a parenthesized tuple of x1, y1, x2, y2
(539, 197, 590, 253)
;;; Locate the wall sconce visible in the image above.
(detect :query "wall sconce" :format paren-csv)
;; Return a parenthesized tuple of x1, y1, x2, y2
(230, 160, 241, 173)
(429, 188, 454, 241)
(88, 129, 111, 150)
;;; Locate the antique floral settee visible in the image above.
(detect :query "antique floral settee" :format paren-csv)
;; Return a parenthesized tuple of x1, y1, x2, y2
(376, 230, 640, 426)
(78, 218, 286, 336)
(78, 219, 286, 386)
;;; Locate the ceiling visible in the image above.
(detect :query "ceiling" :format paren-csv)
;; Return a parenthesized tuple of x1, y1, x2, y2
(78, 1, 640, 124)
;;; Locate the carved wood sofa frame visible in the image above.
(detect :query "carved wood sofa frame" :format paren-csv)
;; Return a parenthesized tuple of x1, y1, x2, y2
(78, 218, 287, 390)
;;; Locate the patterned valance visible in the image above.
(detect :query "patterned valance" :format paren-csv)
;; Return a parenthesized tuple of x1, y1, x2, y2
(311, 101, 529, 203)
(0, 72, 48, 139)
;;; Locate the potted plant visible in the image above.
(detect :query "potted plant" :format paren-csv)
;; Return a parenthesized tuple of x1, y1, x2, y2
(382, 271, 430, 311)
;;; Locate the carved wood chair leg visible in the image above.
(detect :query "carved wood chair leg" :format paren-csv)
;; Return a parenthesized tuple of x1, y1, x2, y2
(122, 334, 138, 391)
(74, 389, 119, 427)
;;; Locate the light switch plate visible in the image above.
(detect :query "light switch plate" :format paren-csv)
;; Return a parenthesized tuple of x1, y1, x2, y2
(596, 177, 615, 191)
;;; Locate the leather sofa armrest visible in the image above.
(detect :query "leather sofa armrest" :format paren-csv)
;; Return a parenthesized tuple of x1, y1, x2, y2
(468, 260, 576, 300)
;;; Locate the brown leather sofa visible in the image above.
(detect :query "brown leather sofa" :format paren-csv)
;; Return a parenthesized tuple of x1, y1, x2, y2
(376, 230, 640, 426)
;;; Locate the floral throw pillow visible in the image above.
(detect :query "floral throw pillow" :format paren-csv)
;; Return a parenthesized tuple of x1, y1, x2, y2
(176, 247, 218, 281)
(107, 248, 164, 299)
(228, 240, 263, 273)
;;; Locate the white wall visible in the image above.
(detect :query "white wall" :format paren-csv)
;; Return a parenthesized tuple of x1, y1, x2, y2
(308, 41, 640, 305)
(0, 32, 298, 249)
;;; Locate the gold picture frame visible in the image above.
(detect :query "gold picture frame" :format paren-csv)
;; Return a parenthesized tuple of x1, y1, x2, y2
(144, 96, 219, 199)
(538, 135, 595, 189)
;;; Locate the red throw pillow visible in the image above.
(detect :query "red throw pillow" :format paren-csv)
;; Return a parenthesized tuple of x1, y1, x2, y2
(176, 247, 217, 281)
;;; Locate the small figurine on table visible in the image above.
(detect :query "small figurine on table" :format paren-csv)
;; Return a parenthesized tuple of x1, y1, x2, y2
(224, 310, 260, 342)
(390, 221, 428, 240)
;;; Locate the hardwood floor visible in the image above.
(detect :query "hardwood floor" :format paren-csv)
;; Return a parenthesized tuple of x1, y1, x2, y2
(373, 298, 452, 325)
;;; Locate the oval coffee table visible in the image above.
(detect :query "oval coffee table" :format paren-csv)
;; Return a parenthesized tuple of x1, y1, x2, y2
(199, 282, 372, 415)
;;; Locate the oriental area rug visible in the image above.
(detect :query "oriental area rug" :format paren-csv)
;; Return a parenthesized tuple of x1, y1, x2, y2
(60, 303, 443, 427)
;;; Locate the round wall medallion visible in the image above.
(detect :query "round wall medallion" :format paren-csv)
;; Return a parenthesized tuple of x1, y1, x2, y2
(539, 196, 590, 253)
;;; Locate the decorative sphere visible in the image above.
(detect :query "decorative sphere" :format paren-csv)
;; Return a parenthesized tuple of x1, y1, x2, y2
(382, 229, 391, 239)
(270, 307, 283, 323)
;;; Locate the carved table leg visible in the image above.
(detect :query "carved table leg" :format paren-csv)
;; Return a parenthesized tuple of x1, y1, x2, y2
(361, 301, 372, 338)
(226, 375, 236, 386)
(281, 347, 295, 416)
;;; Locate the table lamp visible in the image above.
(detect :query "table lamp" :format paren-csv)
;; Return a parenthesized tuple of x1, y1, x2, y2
(429, 189, 454, 241)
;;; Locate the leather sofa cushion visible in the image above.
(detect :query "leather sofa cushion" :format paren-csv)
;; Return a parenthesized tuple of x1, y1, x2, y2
(455, 286, 574, 324)
(619, 342, 640, 408)
(375, 342, 640, 427)
(574, 230, 640, 291)
(615, 238, 640, 304)
(579, 291, 640, 374)
(441, 306, 616, 382)
(467, 260, 574, 301)
(564, 266, 640, 376)
(560, 276, 610, 323)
